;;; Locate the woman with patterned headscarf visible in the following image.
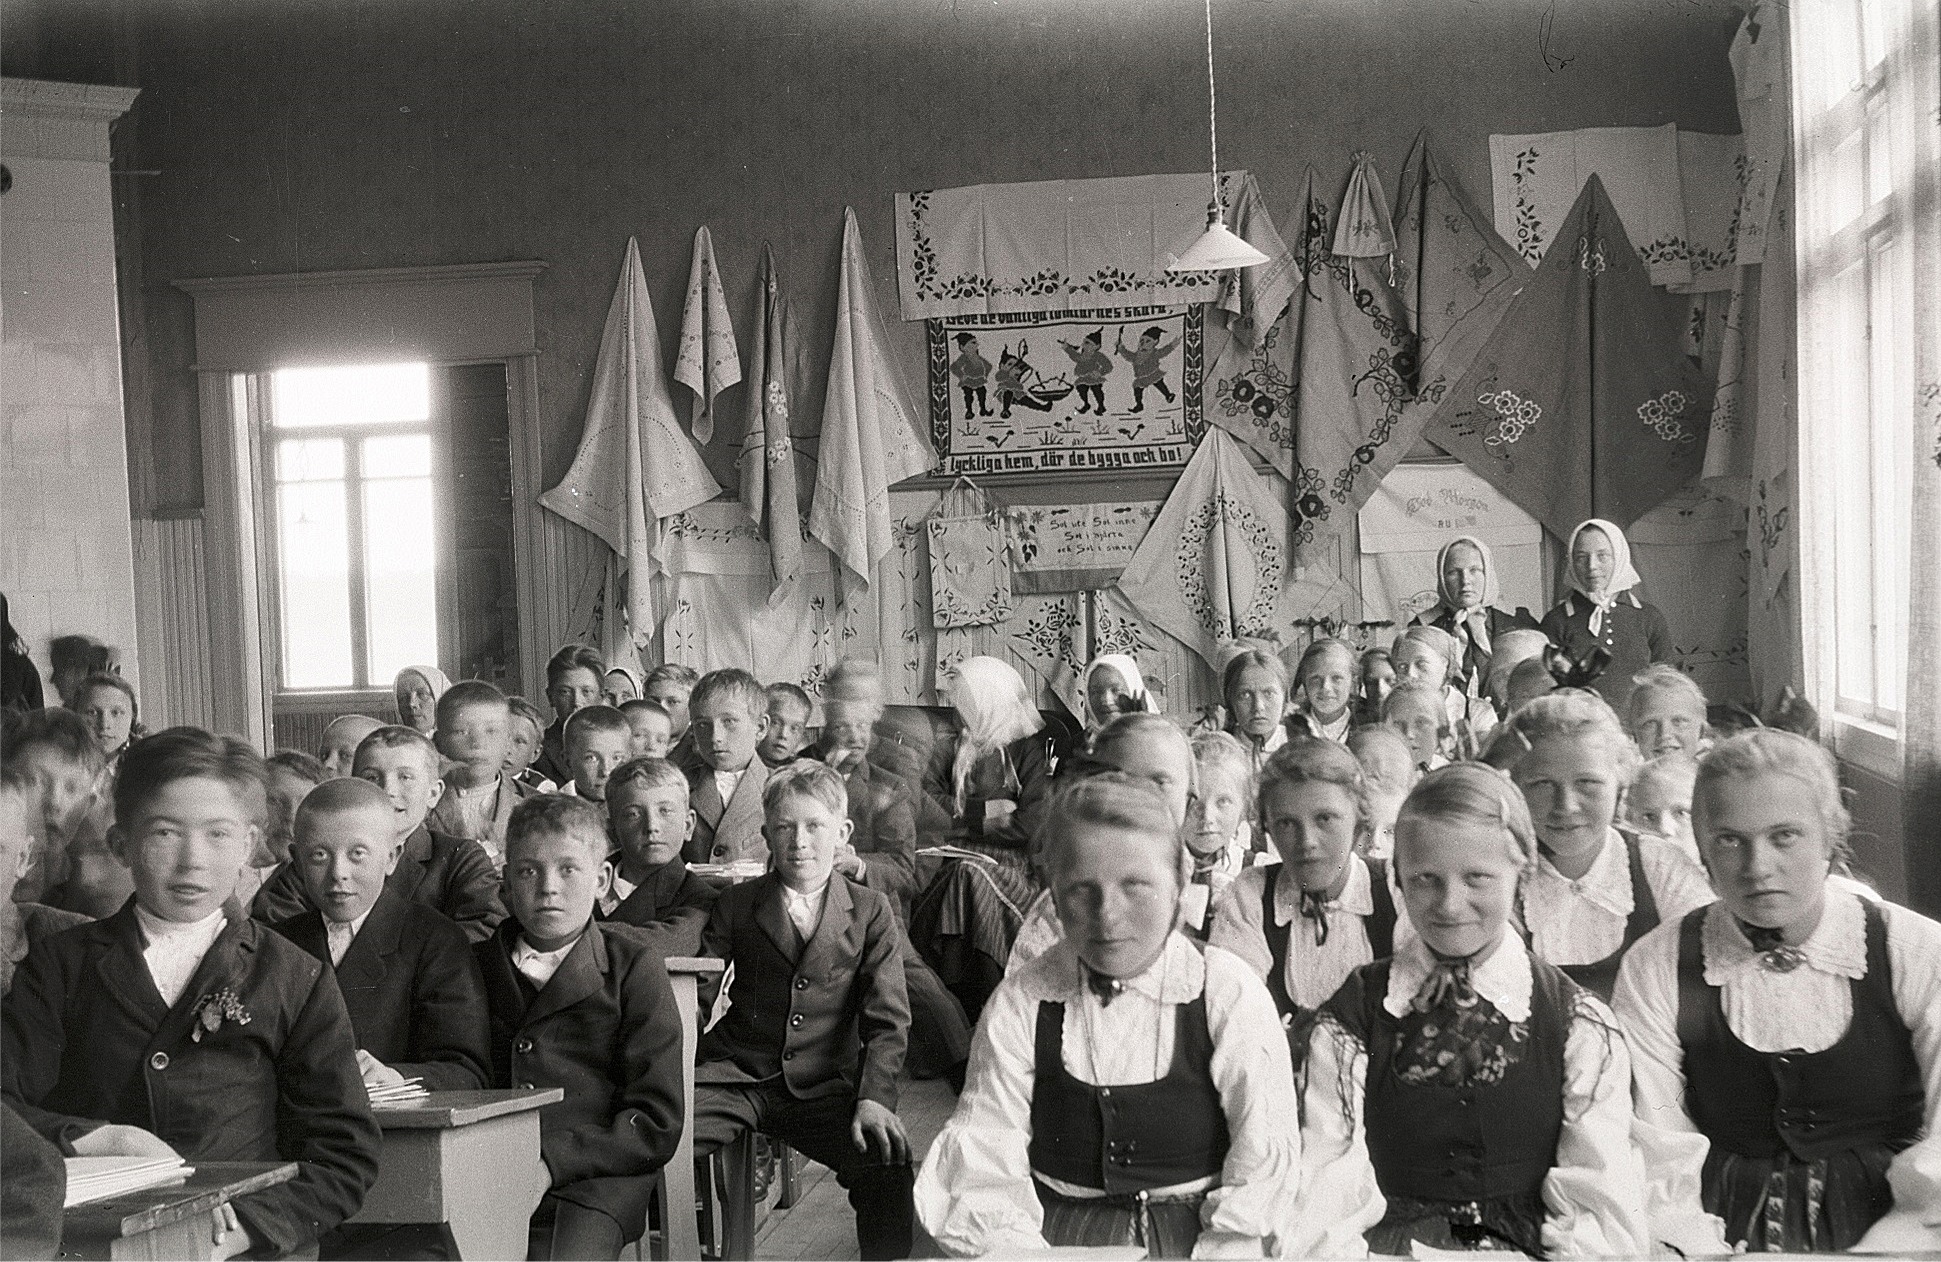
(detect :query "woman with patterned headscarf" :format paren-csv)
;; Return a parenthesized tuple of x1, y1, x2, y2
(1538, 519, 1671, 714)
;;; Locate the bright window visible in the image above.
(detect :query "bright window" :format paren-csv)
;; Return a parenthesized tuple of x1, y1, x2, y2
(265, 363, 438, 690)
(1793, 0, 1924, 749)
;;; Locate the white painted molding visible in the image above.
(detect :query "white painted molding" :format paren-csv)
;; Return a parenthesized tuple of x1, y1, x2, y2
(1, 77, 140, 161)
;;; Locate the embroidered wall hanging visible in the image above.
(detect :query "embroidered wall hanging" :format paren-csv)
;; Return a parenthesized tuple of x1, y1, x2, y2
(1356, 462, 1545, 626)
(1006, 500, 1162, 594)
(927, 480, 1015, 629)
(927, 305, 1204, 476)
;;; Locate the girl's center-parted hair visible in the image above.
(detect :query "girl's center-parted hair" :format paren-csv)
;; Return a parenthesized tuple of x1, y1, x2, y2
(1393, 761, 1540, 880)
(1693, 728, 1851, 849)
(1037, 771, 1188, 886)
(1295, 637, 1359, 684)
(1256, 736, 1372, 845)
(1495, 687, 1643, 784)
(1221, 648, 1289, 708)
(1090, 712, 1196, 788)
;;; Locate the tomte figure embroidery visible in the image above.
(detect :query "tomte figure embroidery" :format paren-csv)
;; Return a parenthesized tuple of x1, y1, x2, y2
(190, 987, 252, 1042)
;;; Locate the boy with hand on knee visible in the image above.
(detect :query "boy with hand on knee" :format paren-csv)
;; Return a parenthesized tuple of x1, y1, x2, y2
(476, 795, 686, 1260)
(696, 761, 916, 1260)
(3, 728, 380, 1258)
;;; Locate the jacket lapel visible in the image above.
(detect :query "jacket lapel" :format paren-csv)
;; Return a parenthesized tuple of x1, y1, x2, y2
(477, 925, 531, 1023)
(718, 761, 769, 846)
(751, 875, 800, 964)
(335, 892, 405, 993)
(615, 860, 687, 922)
(386, 826, 432, 903)
(691, 775, 727, 831)
(150, 915, 260, 1051)
(90, 903, 171, 1029)
(799, 877, 858, 975)
(521, 926, 609, 1027)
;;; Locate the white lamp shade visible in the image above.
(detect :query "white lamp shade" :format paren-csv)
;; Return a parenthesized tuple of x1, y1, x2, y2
(1167, 216, 1272, 272)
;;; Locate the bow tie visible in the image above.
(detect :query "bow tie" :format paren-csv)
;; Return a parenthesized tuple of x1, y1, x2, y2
(1085, 968, 1128, 1007)
(1738, 919, 1807, 972)
(1410, 953, 1479, 1014)
(1299, 890, 1334, 945)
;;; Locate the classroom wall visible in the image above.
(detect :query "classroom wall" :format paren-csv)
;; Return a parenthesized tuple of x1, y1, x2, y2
(3, 0, 1745, 518)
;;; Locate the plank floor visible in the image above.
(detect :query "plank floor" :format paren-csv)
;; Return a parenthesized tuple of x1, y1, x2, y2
(752, 1077, 958, 1260)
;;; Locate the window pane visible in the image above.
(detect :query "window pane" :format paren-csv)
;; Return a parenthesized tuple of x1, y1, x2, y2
(1870, 235, 1911, 715)
(276, 437, 344, 482)
(1826, 260, 1875, 705)
(363, 477, 438, 681)
(276, 480, 355, 689)
(363, 433, 433, 479)
(271, 363, 430, 430)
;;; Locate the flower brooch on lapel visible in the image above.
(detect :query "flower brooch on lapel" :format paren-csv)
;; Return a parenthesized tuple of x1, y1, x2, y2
(190, 987, 253, 1042)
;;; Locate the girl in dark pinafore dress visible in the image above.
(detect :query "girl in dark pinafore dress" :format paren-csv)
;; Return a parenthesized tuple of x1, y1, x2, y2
(1292, 764, 1651, 1258)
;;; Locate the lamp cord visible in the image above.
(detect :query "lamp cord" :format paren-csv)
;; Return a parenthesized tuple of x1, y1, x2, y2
(1202, 0, 1220, 210)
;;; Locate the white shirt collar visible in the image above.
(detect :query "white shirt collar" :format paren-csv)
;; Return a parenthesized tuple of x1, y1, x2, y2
(602, 873, 638, 915)
(512, 932, 582, 988)
(1701, 886, 1868, 986)
(714, 765, 750, 798)
(782, 880, 829, 909)
(1533, 828, 1634, 919)
(1273, 854, 1374, 926)
(1014, 932, 1206, 1006)
(1385, 930, 1534, 1022)
(324, 908, 374, 965)
(134, 904, 228, 947)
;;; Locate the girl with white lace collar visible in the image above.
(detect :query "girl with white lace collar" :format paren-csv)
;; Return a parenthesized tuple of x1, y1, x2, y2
(1499, 689, 1714, 1002)
(1209, 738, 1406, 1073)
(1612, 730, 1941, 1255)
(1286, 639, 1358, 745)
(916, 774, 1301, 1258)
(1536, 520, 1671, 715)
(1293, 764, 1650, 1259)
(1222, 649, 1289, 775)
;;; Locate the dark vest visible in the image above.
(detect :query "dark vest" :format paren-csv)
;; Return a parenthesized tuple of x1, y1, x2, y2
(1553, 831, 1659, 1002)
(1674, 901, 1924, 1163)
(1027, 995, 1230, 1194)
(1261, 857, 1398, 1020)
(1330, 955, 1573, 1207)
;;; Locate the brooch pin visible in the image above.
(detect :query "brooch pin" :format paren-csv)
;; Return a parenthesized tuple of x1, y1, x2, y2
(190, 987, 253, 1042)
(1757, 947, 1807, 974)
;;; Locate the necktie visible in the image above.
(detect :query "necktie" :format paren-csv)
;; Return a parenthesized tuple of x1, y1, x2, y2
(1410, 954, 1478, 1013)
(1084, 967, 1126, 1007)
(1738, 919, 1805, 972)
(1299, 890, 1333, 946)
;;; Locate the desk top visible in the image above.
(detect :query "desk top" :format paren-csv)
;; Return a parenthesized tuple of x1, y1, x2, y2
(372, 1086, 564, 1129)
(62, 1161, 297, 1238)
(666, 956, 725, 977)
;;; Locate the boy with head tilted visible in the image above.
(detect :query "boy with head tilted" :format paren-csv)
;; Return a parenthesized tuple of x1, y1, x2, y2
(2, 728, 380, 1258)
(476, 794, 686, 1260)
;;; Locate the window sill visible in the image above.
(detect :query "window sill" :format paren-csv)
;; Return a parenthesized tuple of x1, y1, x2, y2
(1831, 713, 1904, 784)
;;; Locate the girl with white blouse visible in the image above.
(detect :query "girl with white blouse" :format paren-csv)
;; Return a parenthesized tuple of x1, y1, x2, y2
(1209, 738, 1404, 1072)
(1498, 689, 1714, 1001)
(1293, 763, 1651, 1258)
(916, 773, 1302, 1257)
(1613, 730, 1941, 1254)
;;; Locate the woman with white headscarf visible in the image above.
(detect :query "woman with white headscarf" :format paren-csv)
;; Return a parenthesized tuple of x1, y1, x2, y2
(392, 664, 451, 736)
(1411, 535, 1539, 697)
(1539, 519, 1671, 714)
(910, 656, 1062, 1028)
(1081, 652, 1159, 732)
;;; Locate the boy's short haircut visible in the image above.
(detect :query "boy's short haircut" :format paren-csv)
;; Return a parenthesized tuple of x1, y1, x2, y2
(690, 669, 766, 720)
(267, 749, 328, 785)
(74, 671, 139, 715)
(435, 679, 509, 729)
(605, 756, 689, 803)
(506, 696, 549, 730)
(0, 707, 106, 778)
(761, 759, 848, 821)
(1383, 681, 1450, 730)
(765, 682, 813, 720)
(506, 792, 610, 860)
(355, 725, 441, 774)
(618, 698, 671, 722)
(294, 775, 393, 830)
(545, 644, 606, 687)
(562, 705, 632, 748)
(642, 663, 699, 691)
(114, 727, 268, 826)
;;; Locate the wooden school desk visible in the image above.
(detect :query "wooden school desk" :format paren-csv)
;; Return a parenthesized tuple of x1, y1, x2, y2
(59, 1161, 298, 1261)
(351, 1087, 561, 1260)
(659, 955, 725, 1261)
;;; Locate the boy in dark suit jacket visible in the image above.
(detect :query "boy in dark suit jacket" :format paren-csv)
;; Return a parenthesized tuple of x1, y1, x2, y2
(597, 756, 718, 956)
(254, 724, 505, 941)
(678, 669, 772, 864)
(696, 761, 915, 1260)
(3, 728, 379, 1258)
(276, 777, 490, 1091)
(478, 794, 686, 1260)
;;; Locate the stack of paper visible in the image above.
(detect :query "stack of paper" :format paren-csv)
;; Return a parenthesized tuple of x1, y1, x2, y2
(366, 1077, 428, 1107)
(63, 1156, 192, 1208)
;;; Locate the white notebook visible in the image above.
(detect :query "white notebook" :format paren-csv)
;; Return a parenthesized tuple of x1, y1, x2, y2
(63, 1155, 192, 1208)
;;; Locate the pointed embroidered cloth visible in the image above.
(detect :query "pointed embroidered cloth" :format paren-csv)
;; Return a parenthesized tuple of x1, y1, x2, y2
(1489, 125, 1693, 287)
(1423, 176, 1713, 539)
(740, 244, 804, 605)
(675, 226, 741, 446)
(1217, 173, 1300, 349)
(812, 208, 937, 585)
(1331, 152, 1397, 259)
(1115, 428, 1349, 670)
(539, 237, 721, 646)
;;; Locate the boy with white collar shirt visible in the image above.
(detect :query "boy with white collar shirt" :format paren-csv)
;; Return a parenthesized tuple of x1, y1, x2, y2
(3, 728, 380, 1259)
(476, 794, 686, 1260)
(428, 679, 528, 868)
(696, 760, 916, 1260)
(597, 757, 718, 956)
(277, 778, 490, 1093)
(678, 669, 772, 865)
(560, 705, 633, 804)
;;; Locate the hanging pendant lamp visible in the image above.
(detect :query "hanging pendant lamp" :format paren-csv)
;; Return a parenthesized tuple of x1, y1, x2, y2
(1168, 0, 1270, 273)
